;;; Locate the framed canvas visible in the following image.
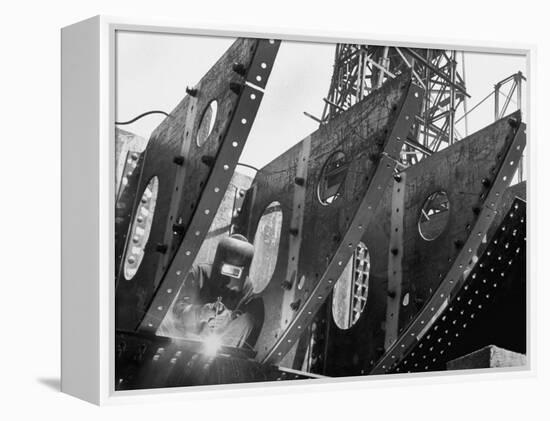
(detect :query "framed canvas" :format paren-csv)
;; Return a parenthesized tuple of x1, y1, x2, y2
(61, 15, 532, 405)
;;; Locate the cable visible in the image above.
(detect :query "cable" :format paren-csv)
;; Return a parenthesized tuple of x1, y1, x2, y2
(454, 90, 493, 124)
(115, 110, 170, 125)
(236, 162, 260, 173)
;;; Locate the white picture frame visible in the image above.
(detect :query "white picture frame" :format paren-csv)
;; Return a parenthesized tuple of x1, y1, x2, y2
(61, 15, 533, 405)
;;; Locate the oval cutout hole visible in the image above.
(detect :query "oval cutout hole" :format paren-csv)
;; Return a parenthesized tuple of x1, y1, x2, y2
(249, 201, 283, 293)
(196, 100, 218, 147)
(332, 242, 370, 329)
(418, 191, 450, 241)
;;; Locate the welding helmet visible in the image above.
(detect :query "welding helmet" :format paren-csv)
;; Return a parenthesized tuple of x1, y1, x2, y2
(211, 234, 254, 292)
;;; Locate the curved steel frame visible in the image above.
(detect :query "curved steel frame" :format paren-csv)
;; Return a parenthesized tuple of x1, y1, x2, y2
(390, 198, 526, 373)
(138, 39, 281, 332)
(262, 82, 424, 364)
(370, 121, 526, 374)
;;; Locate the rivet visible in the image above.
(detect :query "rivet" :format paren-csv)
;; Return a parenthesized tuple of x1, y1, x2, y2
(229, 81, 244, 95)
(281, 280, 293, 290)
(232, 62, 246, 76)
(155, 244, 168, 254)
(185, 86, 198, 97)
(172, 223, 185, 235)
(201, 155, 215, 167)
(173, 155, 185, 166)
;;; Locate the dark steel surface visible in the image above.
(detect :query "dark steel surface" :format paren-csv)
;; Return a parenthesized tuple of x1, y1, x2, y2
(321, 112, 524, 376)
(115, 330, 317, 390)
(389, 198, 526, 373)
(370, 118, 525, 374)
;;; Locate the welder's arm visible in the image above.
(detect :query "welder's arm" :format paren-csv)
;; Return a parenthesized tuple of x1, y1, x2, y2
(171, 267, 202, 333)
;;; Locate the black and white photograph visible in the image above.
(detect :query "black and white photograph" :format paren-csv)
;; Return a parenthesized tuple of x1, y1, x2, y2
(113, 31, 528, 390)
(3, 0, 550, 417)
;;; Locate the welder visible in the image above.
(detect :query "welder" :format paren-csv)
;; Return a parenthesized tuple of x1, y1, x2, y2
(161, 234, 259, 349)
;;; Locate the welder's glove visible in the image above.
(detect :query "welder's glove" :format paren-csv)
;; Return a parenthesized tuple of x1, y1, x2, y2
(199, 302, 232, 334)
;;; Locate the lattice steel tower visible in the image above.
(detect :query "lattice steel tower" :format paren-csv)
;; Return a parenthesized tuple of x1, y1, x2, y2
(320, 45, 469, 166)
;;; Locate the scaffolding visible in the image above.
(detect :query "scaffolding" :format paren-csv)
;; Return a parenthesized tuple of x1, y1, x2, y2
(318, 45, 469, 166)
(317, 45, 525, 178)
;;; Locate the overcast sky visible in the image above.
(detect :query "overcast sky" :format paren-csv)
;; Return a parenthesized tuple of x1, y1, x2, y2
(116, 31, 526, 172)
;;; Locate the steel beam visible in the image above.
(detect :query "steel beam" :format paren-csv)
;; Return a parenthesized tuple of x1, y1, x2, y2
(115, 38, 280, 332)
(237, 74, 424, 365)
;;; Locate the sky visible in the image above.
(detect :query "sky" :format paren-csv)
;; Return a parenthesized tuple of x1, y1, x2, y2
(116, 31, 527, 173)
